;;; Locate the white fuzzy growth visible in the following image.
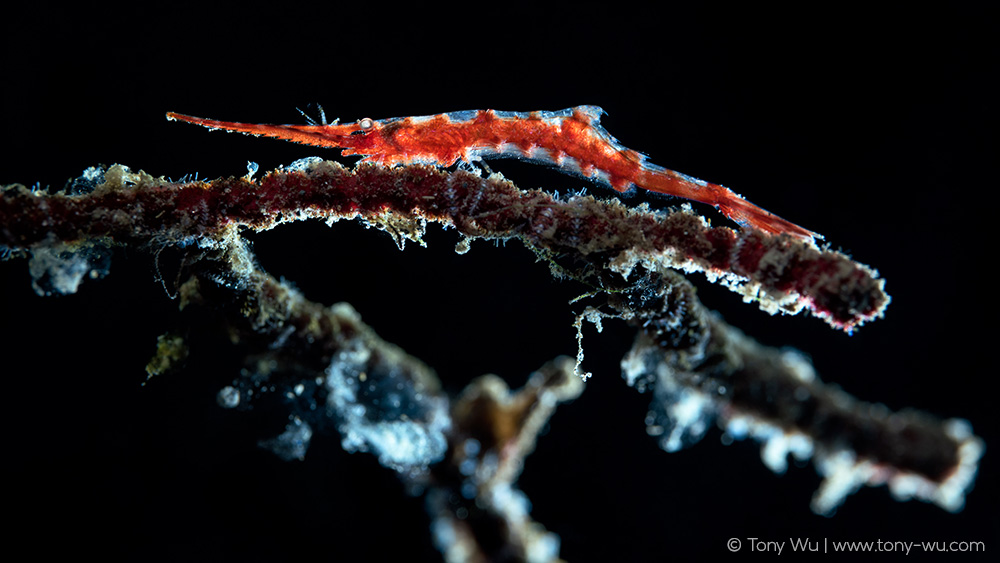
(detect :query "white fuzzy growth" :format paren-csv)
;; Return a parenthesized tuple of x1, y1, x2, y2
(284, 156, 324, 172)
(573, 307, 607, 381)
(658, 388, 713, 452)
(883, 419, 983, 513)
(325, 340, 450, 472)
(810, 417, 982, 515)
(489, 482, 561, 563)
(719, 414, 987, 516)
(28, 242, 110, 296)
(28, 246, 91, 295)
(811, 450, 873, 516)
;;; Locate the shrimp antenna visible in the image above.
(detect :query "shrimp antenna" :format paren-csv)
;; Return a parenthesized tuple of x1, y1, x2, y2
(296, 104, 335, 126)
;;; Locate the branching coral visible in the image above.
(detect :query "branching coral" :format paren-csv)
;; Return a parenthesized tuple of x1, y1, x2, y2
(0, 161, 982, 561)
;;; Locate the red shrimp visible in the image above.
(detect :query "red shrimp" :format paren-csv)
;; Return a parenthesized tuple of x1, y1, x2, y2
(166, 106, 819, 241)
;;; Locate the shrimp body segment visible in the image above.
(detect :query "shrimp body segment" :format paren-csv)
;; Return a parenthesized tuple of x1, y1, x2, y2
(166, 106, 818, 241)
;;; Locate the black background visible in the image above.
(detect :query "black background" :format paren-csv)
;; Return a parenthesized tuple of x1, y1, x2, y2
(2, 4, 994, 561)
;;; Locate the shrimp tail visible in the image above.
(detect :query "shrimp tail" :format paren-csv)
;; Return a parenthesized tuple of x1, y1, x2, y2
(716, 194, 821, 241)
(637, 165, 819, 241)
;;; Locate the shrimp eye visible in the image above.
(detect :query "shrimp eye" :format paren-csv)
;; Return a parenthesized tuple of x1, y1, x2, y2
(351, 117, 375, 136)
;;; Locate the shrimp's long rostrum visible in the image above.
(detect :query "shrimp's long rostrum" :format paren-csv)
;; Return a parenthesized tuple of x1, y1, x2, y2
(166, 106, 819, 240)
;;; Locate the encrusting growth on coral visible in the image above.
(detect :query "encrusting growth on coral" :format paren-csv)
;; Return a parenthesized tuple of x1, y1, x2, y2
(0, 160, 981, 561)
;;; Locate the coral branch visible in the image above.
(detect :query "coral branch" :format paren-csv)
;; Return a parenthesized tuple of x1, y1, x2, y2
(0, 161, 980, 560)
(1, 161, 887, 330)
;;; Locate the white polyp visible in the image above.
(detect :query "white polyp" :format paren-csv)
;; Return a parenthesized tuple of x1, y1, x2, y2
(245, 161, 259, 181)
